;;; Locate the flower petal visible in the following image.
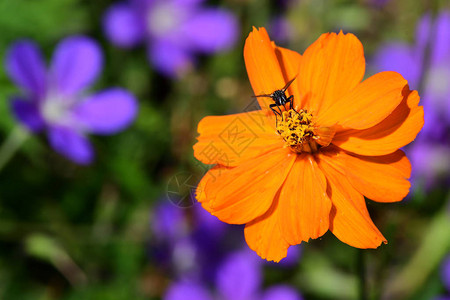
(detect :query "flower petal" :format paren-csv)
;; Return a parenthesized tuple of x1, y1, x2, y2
(5, 40, 46, 98)
(244, 27, 300, 112)
(216, 251, 261, 300)
(317, 71, 408, 130)
(149, 38, 193, 77)
(409, 143, 450, 189)
(11, 98, 45, 132)
(196, 165, 228, 205)
(173, 0, 205, 5)
(318, 153, 387, 248)
(201, 148, 296, 224)
(73, 88, 138, 135)
(103, 3, 145, 48)
(269, 245, 302, 268)
(430, 11, 450, 65)
(244, 194, 290, 262)
(164, 282, 213, 300)
(181, 9, 238, 53)
(262, 285, 303, 300)
(341, 150, 412, 203)
(278, 154, 331, 245)
(415, 13, 431, 59)
(298, 31, 365, 115)
(51, 36, 103, 96)
(151, 202, 186, 242)
(274, 45, 302, 110)
(194, 111, 282, 167)
(333, 89, 424, 156)
(48, 126, 94, 165)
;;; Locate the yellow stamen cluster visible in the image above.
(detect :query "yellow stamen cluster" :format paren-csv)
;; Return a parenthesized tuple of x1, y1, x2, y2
(276, 109, 318, 153)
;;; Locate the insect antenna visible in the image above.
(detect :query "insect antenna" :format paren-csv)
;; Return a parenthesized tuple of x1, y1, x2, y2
(252, 93, 272, 98)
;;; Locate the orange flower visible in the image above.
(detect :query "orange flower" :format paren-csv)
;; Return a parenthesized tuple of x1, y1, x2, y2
(193, 27, 424, 262)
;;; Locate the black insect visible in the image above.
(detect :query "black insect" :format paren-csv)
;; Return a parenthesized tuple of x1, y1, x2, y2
(253, 77, 297, 118)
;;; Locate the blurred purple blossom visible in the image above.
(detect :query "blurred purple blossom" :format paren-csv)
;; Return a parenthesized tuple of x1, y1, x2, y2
(5, 36, 138, 165)
(367, 0, 391, 7)
(149, 201, 302, 283)
(434, 255, 450, 300)
(373, 11, 450, 190)
(149, 201, 231, 281)
(103, 0, 239, 78)
(268, 17, 294, 45)
(164, 250, 303, 300)
(442, 256, 450, 292)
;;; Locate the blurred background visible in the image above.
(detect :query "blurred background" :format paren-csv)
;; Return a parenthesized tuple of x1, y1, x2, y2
(0, 0, 449, 299)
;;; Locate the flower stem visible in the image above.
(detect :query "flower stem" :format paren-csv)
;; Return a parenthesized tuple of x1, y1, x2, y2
(358, 249, 368, 300)
(0, 126, 30, 172)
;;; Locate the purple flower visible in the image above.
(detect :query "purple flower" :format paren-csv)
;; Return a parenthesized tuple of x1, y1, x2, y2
(373, 12, 450, 119)
(149, 201, 303, 284)
(372, 11, 450, 189)
(367, 0, 391, 7)
(434, 255, 450, 300)
(5, 36, 138, 165)
(268, 17, 294, 45)
(103, 0, 239, 77)
(149, 201, 231, 281)
(164, 250, 303, 300)
(442, 256, 450, 292)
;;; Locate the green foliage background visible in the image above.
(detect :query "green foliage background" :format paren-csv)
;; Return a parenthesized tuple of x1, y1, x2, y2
(0, 0, 448, 299)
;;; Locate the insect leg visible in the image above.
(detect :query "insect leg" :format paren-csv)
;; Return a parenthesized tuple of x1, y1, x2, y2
(269, 104, 282, 127)
(287, 96, 299, 113)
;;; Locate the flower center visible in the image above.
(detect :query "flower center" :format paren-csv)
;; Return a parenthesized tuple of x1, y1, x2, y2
(276, 109, 318, 153)
(276, 109, 336, 153)
(40, 93, 72, 125)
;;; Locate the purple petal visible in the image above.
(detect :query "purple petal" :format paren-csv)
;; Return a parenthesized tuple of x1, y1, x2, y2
(164, 282, 213, 300)
(152, 201, 187, 242)
(103, 3, 145, 48)
(368, 0, 391, 7)
(191, 203, 228, 279)
(262, 285, 303, 300)
(442, 255, 450, 291)
(269, 17, 294, 45)
(409, 143, 450, 190)
(5, 40, 46, 98)
(72, 88, 137, 135)
(48, 126, 94, 164)
(50, 36, 102, 97)
(171, 238, 201, 277)
(430, 11, 450, 64)
(149, 38, 194, 77)
(372, 42, 421, 88)
(271, 245, 302, 268)
(193, 203, 226, 237)
(130, 0, 155, 8)
(415, 13, 432, 58)
(173, 0, 205, 6)
(414, 101, 435, 140)
(419, 95, 448, 140)
(216, 250, 261, 300)
(181, 9, 238, 53)
(11, 98, 46, 132)
(423, 60, 450, 116)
